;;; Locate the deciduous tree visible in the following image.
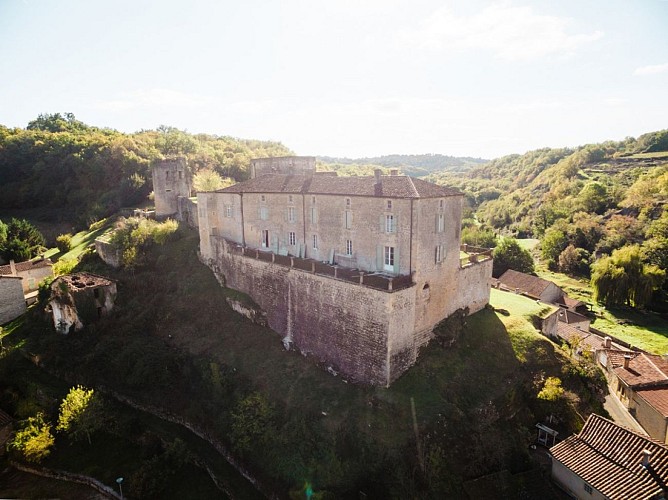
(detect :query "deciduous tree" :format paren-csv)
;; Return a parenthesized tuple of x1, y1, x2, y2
(492, 238, 535, 278)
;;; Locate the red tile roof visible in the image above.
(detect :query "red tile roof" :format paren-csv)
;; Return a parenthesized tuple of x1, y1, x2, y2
(0, 258, 52, 275)
(550, 414, 668, 499)
(635, 387, 668, 418)
(614, 352, 668, 388)
(498, 269, 560, 299)
(217, 174, 462, 198)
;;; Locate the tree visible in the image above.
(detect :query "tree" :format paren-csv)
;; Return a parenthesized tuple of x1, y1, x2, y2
(0, 218, 45, 261)
(192, 169, 234, 193)
(541, 226, 569, 269)
(57, 386, 104, 444)
(8, 413, 55, 463)
(492, 237, 535, 278)
(230, 392, 274, 455)
(558, 245, 590, 276)
(591, 245, 665, 308)
(538, 377, 564, 401)
(461, 225, 497, 248)
(578, 181, 608, 214)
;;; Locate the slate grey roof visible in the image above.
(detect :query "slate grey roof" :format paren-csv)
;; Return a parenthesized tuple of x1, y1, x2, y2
(217, 174, 461, 198)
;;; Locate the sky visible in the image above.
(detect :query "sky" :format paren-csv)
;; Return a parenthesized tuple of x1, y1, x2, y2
(1, 0, 667, 159)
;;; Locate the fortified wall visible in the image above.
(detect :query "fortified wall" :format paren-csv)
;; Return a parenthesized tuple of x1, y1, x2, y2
(203, 236, 492, 386)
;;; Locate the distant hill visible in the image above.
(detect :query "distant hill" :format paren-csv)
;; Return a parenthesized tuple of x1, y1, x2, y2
(318, 154, 487, 177)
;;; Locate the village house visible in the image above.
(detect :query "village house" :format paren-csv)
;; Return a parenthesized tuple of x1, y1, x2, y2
(192, 156, 493, 386)
(599, 350, 668, 444)
(48, 272, 117, 334)
(550, 413, 668, 499)
(0, 275, 26, 325)
(0, 257, 53, 297)
(497, 269, 564, 303)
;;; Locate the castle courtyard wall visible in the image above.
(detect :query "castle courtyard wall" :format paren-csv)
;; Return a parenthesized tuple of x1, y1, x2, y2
(207, 236, 418, 385)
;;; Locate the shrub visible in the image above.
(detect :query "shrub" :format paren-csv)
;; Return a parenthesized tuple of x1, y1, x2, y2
(55, 233, 73, 253)
(8, 413, 55, 463)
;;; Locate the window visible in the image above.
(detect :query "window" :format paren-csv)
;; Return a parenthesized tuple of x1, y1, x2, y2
(260, 206, 268, 220)
(288, 206, 296, 223)
(384, 246, 394, 271)
(311, 207, 318, 224)
(435, 244, 444, 263)
(437, 213, 444, 233)
(439, 199, 444, 209)
(165, 189, 172, 192)
(344, 210, 352, 229)
(387, 200, 392, 210)
(165, 171, 170, 180)
(225, 205, 233, 218)
(386, 214, 395, 233)
(289, 231, 296, 246)
(178, 171, 183, 179)
(289, 195, 294, 203)
(312, 196, 316, 204)
(346, 198, 351, 208)
(313, 234, 318, 249)
(346, 239, 353, 256)
(584, 484, 593, 494)
(261, 230, 269, 248)
(261, 195, 266, 202)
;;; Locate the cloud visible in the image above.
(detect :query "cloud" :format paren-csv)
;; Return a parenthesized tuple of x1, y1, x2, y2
(94, 88, 214, 111)
(398, 3, 603, 61)
(634, 63, 668, 76)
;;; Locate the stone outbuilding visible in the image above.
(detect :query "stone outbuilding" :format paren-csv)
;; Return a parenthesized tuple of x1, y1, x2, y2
(0, 275, 26, 325)
(48, 273, 117, 334)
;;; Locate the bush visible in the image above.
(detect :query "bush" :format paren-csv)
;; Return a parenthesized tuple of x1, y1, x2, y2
(8, 413, 55, 463)
(55, 233, 73, 253)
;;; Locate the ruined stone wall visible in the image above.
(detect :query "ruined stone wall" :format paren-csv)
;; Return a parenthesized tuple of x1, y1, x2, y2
(207, 237, 417, 385)
(177, 197, 199, 228)
(0, 277, 26, 325)
(94, 239, 121, 268)
(251, 156, 315, 178)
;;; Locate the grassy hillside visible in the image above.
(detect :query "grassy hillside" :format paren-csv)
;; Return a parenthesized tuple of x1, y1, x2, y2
(1, 226, 607, 498)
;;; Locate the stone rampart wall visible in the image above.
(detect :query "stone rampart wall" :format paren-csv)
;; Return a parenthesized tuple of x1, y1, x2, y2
(0, 277, 26, 325)
(209, 237, 417, 385)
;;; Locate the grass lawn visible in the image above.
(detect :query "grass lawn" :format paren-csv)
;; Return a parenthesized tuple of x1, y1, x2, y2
(43, 219, 115, 263)
(516, 238, 540, 251)
(535, 267, 668, 354)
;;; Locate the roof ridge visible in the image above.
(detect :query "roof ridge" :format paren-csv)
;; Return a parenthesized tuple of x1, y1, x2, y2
(587, 413, 668, 450)
(642, 352, 668, 381)
(406, 176, 420, 198)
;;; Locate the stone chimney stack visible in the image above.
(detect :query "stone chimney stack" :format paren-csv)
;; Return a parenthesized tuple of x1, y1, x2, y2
(390, 168, 399, 176)
(604, 337, 612, 348)
(9, 260, 17, 276)
(623, 354, 632, 369)
(374, 169, 382, 184)
(642, 449, 652, 467)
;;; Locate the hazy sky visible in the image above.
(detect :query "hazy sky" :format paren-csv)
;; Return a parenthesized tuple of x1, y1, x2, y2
(1, 0, 667, 159)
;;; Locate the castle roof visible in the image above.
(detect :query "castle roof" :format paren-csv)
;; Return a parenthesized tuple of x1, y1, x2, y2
(217, 174, 462, 198)
(0, 257, 52, 275)
(550, 414, 668, 499)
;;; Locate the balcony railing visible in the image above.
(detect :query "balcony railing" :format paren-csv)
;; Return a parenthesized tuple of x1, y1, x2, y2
(222, 239, 414, 293)
(459, 244, 493, 268)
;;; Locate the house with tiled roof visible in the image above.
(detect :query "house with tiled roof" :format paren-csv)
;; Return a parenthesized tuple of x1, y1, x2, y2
(550, 413, 668, 499)
(0, 257, 53, 295)
(602, 350, 668, 444)
(190, 156, 493, 386)
(497, 269, 565, 304)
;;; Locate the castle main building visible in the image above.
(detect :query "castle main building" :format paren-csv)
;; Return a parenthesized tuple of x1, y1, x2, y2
(196, 156, 492, 386)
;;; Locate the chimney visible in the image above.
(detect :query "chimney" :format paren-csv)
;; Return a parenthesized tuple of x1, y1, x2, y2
(9, 259, 17, 276)
(623, 354, 632, 370)
(390, 168, 399, 176)
(642, 449, 652, 467)
(604, 337, 612, 348)
(374, 169, 382, 184)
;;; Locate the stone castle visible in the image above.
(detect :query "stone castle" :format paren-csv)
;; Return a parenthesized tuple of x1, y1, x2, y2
(153, 156, 493, 386)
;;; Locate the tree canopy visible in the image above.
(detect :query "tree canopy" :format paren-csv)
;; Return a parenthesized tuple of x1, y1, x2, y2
(492, 238, 535, 278)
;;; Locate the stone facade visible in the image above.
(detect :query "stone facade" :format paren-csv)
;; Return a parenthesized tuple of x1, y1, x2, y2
(198, 159, 493, 385)
(0, 276, 26, 325)
(152, 157, 191, 217)
(0, 258, 53, 294)
(48, 273, 117, 334)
